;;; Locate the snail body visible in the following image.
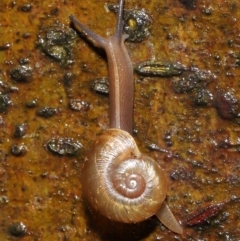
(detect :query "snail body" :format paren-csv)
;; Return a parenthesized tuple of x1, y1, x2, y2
(70, 0, 133, 133)
(82, 129, 167, 223)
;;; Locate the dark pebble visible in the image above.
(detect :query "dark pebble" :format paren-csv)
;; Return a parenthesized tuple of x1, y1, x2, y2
(179, 0, 197, 9)
(0, 94, 11, 113)
(0, 43, 10, 51)
(214, 91, 239, 119)
(21, 3, 32, 12)
(37, 107, 58, 118)
(172, 73, 200, 93)
(10, 65, 33, 82)
(25, 99, 38, 108)
(47, 137, 82, 155)
(11, 144, 27, 156)
(13, 123, 27, 138)
(69, 99, 90, 111)
(194, 88, 213, 106)
(91, 77, 109, 95)
(8, 222, 27, 237)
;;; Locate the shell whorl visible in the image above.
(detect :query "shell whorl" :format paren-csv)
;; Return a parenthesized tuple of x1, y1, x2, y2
(81, 129, 167, 223)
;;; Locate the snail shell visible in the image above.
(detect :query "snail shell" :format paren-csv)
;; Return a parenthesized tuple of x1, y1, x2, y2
(81, 128, 167, 223)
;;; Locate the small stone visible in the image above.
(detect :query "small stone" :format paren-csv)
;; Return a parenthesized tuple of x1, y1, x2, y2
(13, 123, 27, 138)
(8, 222, 27, 237)
(69, 99, 90, 111)
(36, 107, 58, 118)
(10, 65, 33, 82)
(11, 144, 27, 156)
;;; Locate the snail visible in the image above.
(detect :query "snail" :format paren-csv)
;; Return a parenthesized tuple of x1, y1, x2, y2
(70, 0, 183, 235)
(82, 128, 183, 235)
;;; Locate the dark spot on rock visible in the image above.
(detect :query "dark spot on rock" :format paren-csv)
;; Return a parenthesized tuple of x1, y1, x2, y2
(214, 91, 239, 119)
(179, 0, 197, 10)
(91, 77, 109, 95)
(202, 7, 212, 15)
(213, 54, 221, 61)
(235, 55, 240, 67)
(21, 3, 32, 12)
(19, 58, 30, 65)
(36, 107, 58, 118)
(173, 67, 215, 93)
(13, 123, 27, 138)
(0, 94, 11, 113)
(172, 73, 200, 93)
(10, 65, 33, 82)
(69, 99, 90, 111)
(21, 185, 28, 192)
(22, 32, 31, 39)
(166, 33, 173, 40)
(170, 167, 193, 181)
(194, 88, 213, 106)
(11, 144, 27, 156)
(8, 222, 27, 237)
(163, 131, 174, 146)
(0, 43, 10, 51)
(40, 172, 48, 178)
(47, 138, 82, 155)
(50, 8, 59, 16)
(25, 98, 38, 108)
(228, 39, 234, 48)
(62, 72, 75, 98)
(63, 72, 74, 88)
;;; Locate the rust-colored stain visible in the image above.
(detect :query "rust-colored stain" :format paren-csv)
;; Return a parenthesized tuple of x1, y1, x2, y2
(0, 0, 240, 240)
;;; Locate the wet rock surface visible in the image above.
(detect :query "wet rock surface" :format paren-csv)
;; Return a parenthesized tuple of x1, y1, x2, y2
(0, 0, 240, 240)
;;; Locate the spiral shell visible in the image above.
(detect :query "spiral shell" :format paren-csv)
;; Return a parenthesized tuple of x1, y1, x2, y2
(81, 128, 167, 223)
